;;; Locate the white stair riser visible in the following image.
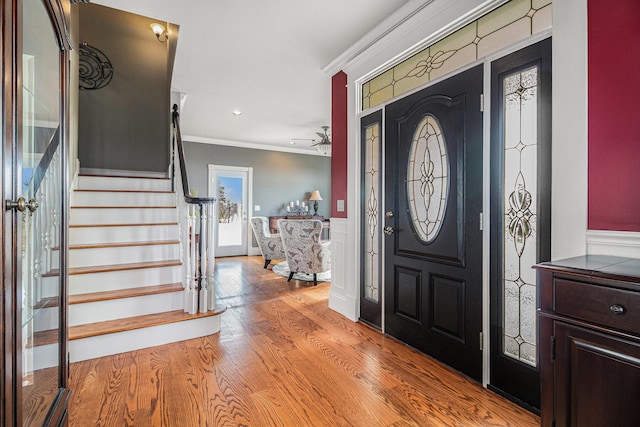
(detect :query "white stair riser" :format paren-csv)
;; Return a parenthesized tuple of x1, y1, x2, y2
(67, 244, 180, 268)
(74, 191, 176, 207)
(40, 276, 61, 298)
(70, 265, 183, 294)
(78, 175, 171, 192)
(27, 306, 59, 332)
(70, 207, 176, 225)
(69, 224, 179, 245)
(69, 292, 184, 326)
(25, 343, 58, 371)
(69, 315, 221, 362)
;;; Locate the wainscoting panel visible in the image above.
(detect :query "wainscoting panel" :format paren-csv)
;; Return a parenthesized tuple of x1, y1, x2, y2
(328, 218, 358, 320)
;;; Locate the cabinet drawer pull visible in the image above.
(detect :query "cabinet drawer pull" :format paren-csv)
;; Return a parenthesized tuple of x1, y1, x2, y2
(610, 304, 626, 315)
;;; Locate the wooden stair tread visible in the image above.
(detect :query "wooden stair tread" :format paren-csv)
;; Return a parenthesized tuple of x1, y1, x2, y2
(78, 173, 169, 180)
(69, 307, 226, 340)
(31, 329, 59, 347)
(70, 222, 178, 228)
(31, 296, 60, 309)
(69, 283, 183, 304)
(44, 259, 181, 277)
(71, 205, 176, 209)
(69, 240, 179, 250)
(75, 189, 173, 194)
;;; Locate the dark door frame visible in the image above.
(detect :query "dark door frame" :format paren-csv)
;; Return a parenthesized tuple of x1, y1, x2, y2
(1, 0, 72, 425)
(359, 109, 383, 329)
(488, 37, 552, 411)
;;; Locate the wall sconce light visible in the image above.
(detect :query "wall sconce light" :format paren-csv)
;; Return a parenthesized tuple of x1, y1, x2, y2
(150, 23, 168, 43)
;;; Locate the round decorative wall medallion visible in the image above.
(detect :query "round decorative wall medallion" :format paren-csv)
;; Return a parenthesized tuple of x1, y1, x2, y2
(79, 43, 113, 90)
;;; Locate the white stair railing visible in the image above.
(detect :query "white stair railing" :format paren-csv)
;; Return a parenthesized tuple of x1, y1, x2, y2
(172, 105, 216, 314)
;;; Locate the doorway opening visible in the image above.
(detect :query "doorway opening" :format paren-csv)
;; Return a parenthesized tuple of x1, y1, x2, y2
(208, 165, 253, 257)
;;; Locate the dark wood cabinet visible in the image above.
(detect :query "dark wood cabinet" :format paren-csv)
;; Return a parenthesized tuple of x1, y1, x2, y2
(536, 256, 640, 427)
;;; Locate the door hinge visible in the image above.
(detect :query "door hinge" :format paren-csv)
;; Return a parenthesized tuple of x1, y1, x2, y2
(480, 93, 484, 112)
(479, 212, 483, 231)
(551, 336, 556, 362)
(479, 332, 484, 351)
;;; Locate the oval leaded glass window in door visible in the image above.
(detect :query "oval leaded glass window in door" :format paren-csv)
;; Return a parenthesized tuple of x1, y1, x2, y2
(407, 115, 449, 243)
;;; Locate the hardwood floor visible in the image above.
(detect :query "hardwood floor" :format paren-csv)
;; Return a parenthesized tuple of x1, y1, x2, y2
(68, 256, 539, 426)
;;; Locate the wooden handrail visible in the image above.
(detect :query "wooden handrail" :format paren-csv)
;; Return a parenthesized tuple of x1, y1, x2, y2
(171, 104, 215, 206)
(31, 126, 60, 194)
(171, 104, 217, 314)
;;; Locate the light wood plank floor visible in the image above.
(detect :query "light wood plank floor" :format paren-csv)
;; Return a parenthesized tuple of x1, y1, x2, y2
(68, 256, 539, 426)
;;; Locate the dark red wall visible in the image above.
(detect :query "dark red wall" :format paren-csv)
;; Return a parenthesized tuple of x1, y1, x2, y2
(588, 0, 640, 230)
(331, 71, 348, 218)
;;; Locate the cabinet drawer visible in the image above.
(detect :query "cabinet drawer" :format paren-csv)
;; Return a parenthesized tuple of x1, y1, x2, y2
(554, 278, 640, 335)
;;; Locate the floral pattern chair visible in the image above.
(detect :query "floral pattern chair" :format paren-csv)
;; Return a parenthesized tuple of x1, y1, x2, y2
(250, 217, 286, 269)
(278, 219, 331, 286)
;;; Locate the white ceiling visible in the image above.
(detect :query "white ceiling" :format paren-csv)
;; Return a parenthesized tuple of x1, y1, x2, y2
(92, 0, 412, 155)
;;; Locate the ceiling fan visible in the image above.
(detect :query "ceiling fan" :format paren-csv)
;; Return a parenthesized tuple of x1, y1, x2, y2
(305, 126, 331, 155)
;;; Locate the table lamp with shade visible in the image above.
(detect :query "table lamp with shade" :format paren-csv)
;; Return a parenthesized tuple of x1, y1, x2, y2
(309, 190, 323, 216)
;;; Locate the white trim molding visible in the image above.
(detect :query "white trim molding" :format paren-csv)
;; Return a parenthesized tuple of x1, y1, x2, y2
(328, 217, 358, 321)
(184, 135, 329, 157)
(587, 230, 640, 259)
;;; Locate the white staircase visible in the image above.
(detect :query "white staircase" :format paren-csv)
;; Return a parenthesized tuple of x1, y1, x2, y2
(67, 174, 224, 362)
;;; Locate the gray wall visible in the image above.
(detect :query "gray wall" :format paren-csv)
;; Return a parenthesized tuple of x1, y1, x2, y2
(184, 142, 331, 219)
(78, 3, 172, 173)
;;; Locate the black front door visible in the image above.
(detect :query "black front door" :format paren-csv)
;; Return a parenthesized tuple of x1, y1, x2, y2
(384, 65, 483, 381)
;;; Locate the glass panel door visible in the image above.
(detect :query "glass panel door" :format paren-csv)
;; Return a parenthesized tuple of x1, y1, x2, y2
(208, 165, 250, 257)
(360, 110, 383, 328)
(21, 0, 62, 424)
(489, 37, 552, 410)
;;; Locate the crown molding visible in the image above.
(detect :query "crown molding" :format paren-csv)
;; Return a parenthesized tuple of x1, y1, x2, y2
(324, 0, 509, 80)
(322, 0, 435, 76)
(183, 135, 330, 157)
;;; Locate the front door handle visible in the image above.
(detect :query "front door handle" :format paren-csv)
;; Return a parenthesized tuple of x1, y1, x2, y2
(384, 226, 394, 235)
(5, 197, 38, 213)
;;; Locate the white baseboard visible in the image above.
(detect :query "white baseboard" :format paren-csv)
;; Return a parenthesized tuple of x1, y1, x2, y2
(587, 230, 640, 259)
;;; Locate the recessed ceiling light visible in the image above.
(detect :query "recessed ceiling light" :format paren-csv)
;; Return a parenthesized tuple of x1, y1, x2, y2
(232, 110, 242, 116)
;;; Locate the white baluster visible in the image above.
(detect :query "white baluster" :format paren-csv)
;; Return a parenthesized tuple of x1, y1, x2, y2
(207, 203, 216, 310)
(50, 152, 60, 251)
(199, 204, 208, 313)
(188, 204, 197, 314)
(33, 186, 43, 303)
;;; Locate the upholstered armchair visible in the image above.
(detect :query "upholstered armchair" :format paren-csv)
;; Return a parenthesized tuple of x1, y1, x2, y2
(278, 219, 331, 286)
(250, 217, 286, 269)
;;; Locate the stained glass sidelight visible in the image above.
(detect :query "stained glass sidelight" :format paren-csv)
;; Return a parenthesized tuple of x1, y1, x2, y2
(362, 0, 552, 110)
(363, 123, 380, 302)
(407, 115, 449, 243)
(502, 66, 538, 366)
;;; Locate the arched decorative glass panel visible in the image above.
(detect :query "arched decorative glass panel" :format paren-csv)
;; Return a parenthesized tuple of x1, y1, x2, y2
(407, 115, 449, 243)
(362, 0, 552, 110)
